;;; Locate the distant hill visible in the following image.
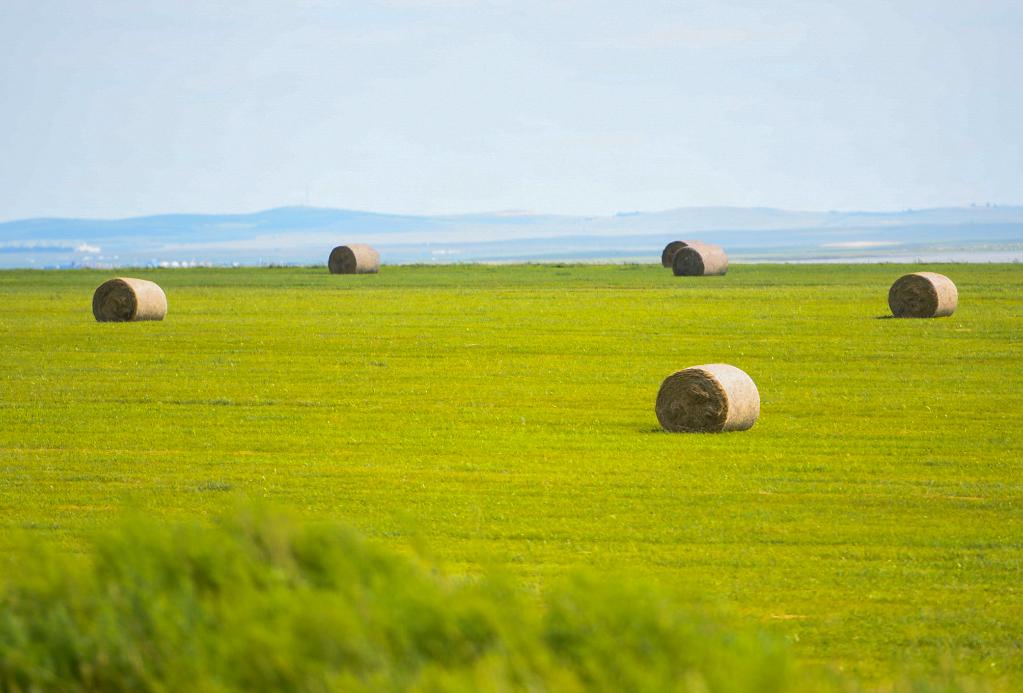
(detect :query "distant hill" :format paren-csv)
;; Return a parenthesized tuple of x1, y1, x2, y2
(1, 205, 1021, 267)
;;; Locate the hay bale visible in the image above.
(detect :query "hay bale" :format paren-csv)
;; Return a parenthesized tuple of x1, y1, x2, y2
(92, 278, 167, 322)
(661, 241, 686, 267)
(328, 244, 380, 274)
(655, 364, 759, 433)
(660, 240, 713, 267)
(888, 272, 957, 318)
(671, 243, 728, 276)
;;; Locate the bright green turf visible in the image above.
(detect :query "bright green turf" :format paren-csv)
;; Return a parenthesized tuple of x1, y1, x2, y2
(1, 264, 1021, 685)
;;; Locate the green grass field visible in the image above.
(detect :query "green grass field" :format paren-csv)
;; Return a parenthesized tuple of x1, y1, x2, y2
(1, 263, 1021, 688)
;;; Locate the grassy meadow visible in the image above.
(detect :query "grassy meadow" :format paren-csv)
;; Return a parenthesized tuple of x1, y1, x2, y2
(0, 263, 1021, 687)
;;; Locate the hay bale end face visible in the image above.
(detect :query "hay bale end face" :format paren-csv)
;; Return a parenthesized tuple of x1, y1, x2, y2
(328, 244, 380, 274)
(660, 240, 713, 268)
(888, 272, 957, 318)
(92, 278, 167, 322)
(671, 243, 728, 276)
(655, 364, 759, 433)
(661, 241, 687, 267)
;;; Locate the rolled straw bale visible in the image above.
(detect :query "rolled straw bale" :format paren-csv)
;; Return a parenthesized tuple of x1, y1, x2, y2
(655, 364, 759, 433)
(92, 278, 167, 322)
(661, 241, 686, 267)
(328, 244, 380, 274)
(671, 243, 728, 276)
(888, 272, 957, 318)
(660, 240, 713, 267)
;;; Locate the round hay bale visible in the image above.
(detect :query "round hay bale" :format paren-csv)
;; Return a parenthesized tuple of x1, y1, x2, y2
(328, 244, 380, 274)
(661, 240, 712, 267)
(672, 243, 728, 276)
(661, 241, 687, 267)
(92, 278, 167, 322)
(655, 364, 759, 433)
(888, 272, 957, 318)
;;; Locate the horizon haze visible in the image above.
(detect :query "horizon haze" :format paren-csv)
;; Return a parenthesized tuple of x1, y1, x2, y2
(2, 203, 1021, 268)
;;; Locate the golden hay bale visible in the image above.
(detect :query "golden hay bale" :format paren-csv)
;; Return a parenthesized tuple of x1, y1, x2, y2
(328, 244, 380, 274)
(888, 272, 957, 318)
(660, 240, 713, 267)
(655, 364, 759, 433)
(92, 278, 167, 322)
(671, 243, 728, 276)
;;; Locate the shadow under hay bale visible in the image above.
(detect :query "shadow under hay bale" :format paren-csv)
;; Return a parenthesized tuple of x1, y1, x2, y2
(671, 243, 728, 276)
(655, 364, 759, 433)
(888, 272, 957, 318)
(328, 244, 380, 274)
(92, 278, 167, 322)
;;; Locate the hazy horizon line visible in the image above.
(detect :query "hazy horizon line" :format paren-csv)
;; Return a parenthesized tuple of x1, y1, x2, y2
(4, 200, 1022, 225)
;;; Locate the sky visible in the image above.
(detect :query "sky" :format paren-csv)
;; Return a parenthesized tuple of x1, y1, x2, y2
(1, 0, 1021, 221)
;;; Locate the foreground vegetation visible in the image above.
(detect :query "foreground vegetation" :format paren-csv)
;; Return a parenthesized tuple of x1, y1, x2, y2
(0, 263, 1020, 688)
(1, 506, 799, 691)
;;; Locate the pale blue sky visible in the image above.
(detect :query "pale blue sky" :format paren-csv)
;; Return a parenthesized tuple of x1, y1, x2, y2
(1, 0, 1020, 221)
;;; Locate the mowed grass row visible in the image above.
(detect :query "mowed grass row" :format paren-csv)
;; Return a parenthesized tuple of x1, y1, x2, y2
(0, 263, 1021, 684)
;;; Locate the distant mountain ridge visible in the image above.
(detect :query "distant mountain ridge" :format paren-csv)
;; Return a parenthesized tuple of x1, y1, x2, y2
(1, 205, 1021, 267)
